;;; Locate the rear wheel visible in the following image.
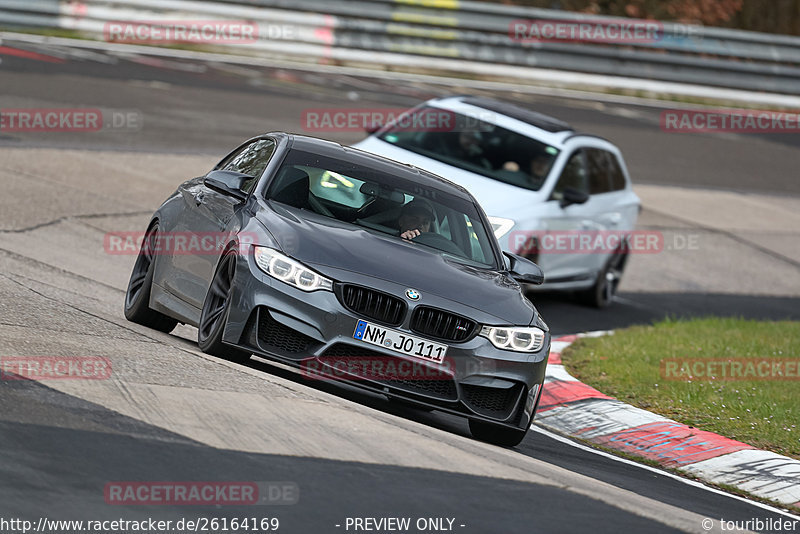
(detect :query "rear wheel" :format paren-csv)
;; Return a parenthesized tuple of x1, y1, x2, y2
(124, 222, 178, 333)
(198, 250, 251, 363)
(469, 419, 530, 447)
(579, 252, 628, 308)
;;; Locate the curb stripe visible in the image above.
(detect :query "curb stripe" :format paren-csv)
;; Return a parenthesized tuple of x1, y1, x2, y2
(0, 46, 65, 63)
(536, 399, 669, 439)
(680, 450, 800, 504)
(590, 421, 752, 467)
(538, 378, 611, 411)
(541, 332, 800, 506)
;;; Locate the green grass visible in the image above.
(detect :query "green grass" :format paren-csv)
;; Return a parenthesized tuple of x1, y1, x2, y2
(0, 27, 88, 39)
(561, 318, 800, 459)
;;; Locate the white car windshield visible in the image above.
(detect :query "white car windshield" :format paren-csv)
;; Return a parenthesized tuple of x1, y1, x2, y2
(378, 106, 560, 192)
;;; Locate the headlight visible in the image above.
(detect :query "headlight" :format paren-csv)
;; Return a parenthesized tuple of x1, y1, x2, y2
(253, 247, 333, 292)
(488, 217, 515, 239)
(480, 325, 545, 353)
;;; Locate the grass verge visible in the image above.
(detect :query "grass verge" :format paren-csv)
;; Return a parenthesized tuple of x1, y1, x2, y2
(561, 317, 800, 459)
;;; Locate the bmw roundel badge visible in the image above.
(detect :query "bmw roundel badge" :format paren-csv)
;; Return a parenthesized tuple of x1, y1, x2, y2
(405, 288, 421, 301)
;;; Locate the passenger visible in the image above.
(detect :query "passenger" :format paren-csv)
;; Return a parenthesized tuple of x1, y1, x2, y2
(529, 153, 551, 180)
(502, 153, 551, 186)
(452, 131, 491, 169)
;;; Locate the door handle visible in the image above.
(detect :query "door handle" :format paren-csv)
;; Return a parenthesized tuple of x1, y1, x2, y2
(606, 213, 622, 227)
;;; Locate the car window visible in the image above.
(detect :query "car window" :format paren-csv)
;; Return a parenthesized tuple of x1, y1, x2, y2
(378, 106, 559, 192)
(586, 148, 613, 195)
(586, 148, 627, 194)
(267, 149, 498, 268)
(219, 138, 276, 193)
(308, 170, 372, 209)
(608, 153, 627, 191)
(551, 150, 589, 199)
(464, 214, 489, 264)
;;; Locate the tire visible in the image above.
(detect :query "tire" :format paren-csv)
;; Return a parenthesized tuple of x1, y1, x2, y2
(579, 251, 628, 309)
(469, 419, 530, 447)
(197, 250, 251, 363)
(124, 222, 178, 333)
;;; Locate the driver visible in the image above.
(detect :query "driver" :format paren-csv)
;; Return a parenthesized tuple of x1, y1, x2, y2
(398, 198, 435, 241)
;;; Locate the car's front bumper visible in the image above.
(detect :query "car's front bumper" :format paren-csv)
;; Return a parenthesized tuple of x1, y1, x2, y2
(221, 247, 550, 430)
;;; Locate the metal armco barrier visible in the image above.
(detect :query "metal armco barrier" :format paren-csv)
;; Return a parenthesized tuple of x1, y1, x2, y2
(2, 0, 800, 95)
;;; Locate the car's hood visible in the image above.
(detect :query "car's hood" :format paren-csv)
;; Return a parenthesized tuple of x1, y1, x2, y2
(256, 203, 535, 325)
(353, 137, 544, 216)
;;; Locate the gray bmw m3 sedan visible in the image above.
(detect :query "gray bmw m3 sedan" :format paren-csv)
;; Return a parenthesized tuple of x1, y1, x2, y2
(124, 132, 551, 446)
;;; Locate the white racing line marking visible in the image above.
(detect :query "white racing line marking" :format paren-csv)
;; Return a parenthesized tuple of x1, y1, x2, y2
(531, 425, 799, 519)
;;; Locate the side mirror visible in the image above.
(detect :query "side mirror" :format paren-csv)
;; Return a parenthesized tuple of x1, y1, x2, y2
(204, 170, 251, 202)
(503, 252, 545, 285)
(364, 122, 381, 134)
(559, 187, 589, 208)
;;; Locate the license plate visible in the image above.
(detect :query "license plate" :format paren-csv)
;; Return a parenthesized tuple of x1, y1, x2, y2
(353, 320, 448, 364)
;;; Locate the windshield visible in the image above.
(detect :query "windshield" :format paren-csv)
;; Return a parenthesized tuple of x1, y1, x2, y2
(377, 106, 559, 192)
(266, 149, 499, 269)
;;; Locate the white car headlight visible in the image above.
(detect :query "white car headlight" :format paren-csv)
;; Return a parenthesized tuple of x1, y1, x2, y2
(254, 247, 333, 292)
(488, 217, 515, 239)
(480, 325, 545, 353)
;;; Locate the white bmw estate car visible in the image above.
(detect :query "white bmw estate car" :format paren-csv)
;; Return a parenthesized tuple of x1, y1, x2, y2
(354, 95, 641, 308)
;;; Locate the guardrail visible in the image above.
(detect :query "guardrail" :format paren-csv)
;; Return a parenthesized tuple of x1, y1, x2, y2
(2, 0, 800, 95)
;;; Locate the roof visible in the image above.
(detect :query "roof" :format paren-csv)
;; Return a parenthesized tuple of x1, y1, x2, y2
(455, 96, 573, 133)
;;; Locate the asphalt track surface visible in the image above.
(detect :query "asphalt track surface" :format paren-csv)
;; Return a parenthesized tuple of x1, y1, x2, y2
(1, 37, 799, 533)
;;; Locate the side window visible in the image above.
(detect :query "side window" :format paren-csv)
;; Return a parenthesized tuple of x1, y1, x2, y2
(438, 214, 452, 240)
(219, 139, 276, 193)
(551, 150, 588, 199)
(586, 148, 613, 195)
(608, 153, 627, 191)
(465, 215, 489, 264)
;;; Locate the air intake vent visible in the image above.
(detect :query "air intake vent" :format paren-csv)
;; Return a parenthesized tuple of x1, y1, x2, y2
(410, 307, 476, 342)
(462, 383, 524, 421)
(338, 285, 406, 326)
(257, 310, 315, 354)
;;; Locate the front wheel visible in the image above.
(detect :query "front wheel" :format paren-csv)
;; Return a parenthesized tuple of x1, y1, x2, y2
(579, 252, 628, 308)
(469, 419, 530, 447)
(124, 222, 178, 333)
(198, 250, 251, 363)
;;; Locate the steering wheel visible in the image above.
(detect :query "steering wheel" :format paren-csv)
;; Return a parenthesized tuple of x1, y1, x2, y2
(411, 232, 463, 256)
